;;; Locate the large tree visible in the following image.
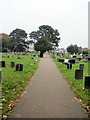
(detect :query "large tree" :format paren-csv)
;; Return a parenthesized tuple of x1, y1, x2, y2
(29, 25, 60, 48)
(67, 44, 82, 54)
(34, 36, 52, 57)
(9, 28, 29, 52)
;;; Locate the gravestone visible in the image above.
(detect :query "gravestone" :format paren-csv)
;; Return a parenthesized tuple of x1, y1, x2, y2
(86, 54, 88, 57)
(56, 57, 60, 61)
(73, 56, 76, 58)
(57, 58, 60, 62)
(67, 63, 72, 69)
(58, 59, 64, 63)
(16, 64, 23, 71)
(10, 62, 15, 68)
(69, 59, 75, 64)
(33, 55, 36, 57)
(84, 76, 90, 89)
(17, 56, 22, 59)
(88, 58, 90, 62)
(78, 58, 82, 61)
(79, 64, 84, 70)
(88, 57, 90, 60)
(75, 69, 83, 79)
(63, 62, 68, 65)
(57, 53, 59, 55)
(0, 61, 6, 67)
(0, 71, 1, 83)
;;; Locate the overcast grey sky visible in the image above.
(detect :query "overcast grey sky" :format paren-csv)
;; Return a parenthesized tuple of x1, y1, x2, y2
(0, 0, 88, 49)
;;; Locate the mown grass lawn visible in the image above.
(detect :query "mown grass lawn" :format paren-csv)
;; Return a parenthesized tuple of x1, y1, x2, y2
(1, 53, 40, 117)
(51, 55, 90, 115)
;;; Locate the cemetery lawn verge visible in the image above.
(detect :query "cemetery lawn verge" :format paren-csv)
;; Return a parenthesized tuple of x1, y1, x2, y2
(52, 58, 90, 115)
(2, 53, 40, 117)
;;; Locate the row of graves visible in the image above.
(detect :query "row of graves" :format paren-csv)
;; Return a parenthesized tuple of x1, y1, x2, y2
(0, 52, 39, 83)
(52, 53, 90, 90)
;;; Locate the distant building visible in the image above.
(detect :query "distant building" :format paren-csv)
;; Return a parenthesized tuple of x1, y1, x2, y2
(82, 48, 89, 51)
(82, 47, 90, 54)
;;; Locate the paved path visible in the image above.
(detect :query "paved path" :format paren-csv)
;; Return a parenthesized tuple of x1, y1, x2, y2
(9, 54, 88, 118)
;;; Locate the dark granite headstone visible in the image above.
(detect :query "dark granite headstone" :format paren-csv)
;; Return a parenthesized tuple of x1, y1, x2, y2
(16, 64, 23, 71)
(86, 54, 88, 57)
(69, 59, 75, 64)
(58, 59, 64, 63)
(88, 58, 90, 61)
(79, 64, 84, 70)
(58, 59, 60, 62)
(61, 59, 64, 63)
(10, 62, 15, 68)
(33, 55, 36, 57)
(56, 57, 59, 61)
(75, 69, 83, 79)
(17, 57, 22, 59)
(67, 64, 69, 69)
(84, 76, 90, 89)
(67, 63, 72, 69)
(0, 61, 6, 67)
(64, 62, 68, 65)
(73, 56, 76, 58)
(57, 53, 59, 55)
(78, 58, 82, 61)
(0, 71, 2, 83)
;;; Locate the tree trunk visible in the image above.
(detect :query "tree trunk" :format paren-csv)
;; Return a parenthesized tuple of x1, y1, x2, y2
(40, 51, 43, 58)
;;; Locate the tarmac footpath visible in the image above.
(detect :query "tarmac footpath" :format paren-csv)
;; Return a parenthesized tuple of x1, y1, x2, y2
(8, 54, 88, 118)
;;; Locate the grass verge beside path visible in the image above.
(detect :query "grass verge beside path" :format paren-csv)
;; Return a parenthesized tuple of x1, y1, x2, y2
(51, 56, 90, 116)
(2, 53, 40, 118)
